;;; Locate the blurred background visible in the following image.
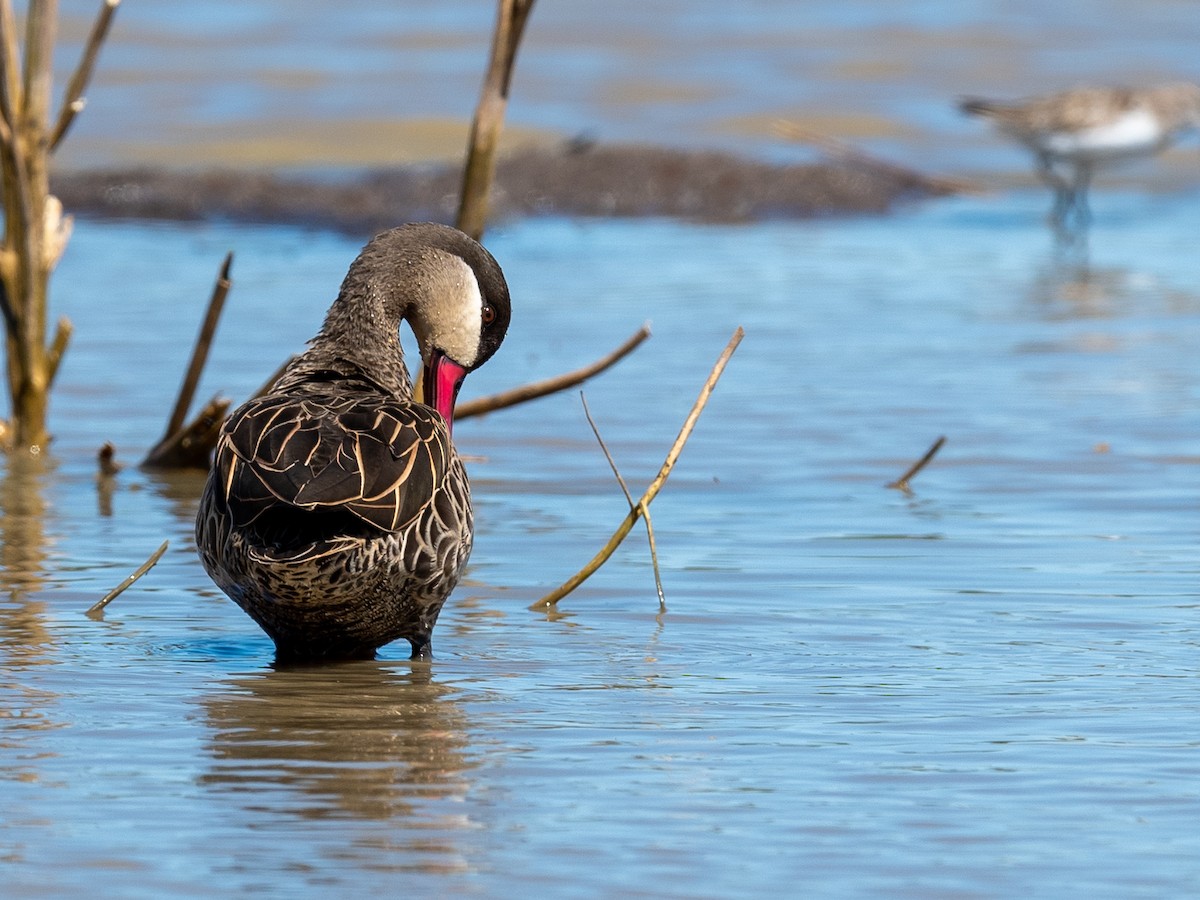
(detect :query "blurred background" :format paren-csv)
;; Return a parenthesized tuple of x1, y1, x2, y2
(52, 0, 1200, 189)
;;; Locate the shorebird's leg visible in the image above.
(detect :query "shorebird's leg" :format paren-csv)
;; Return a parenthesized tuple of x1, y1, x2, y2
(1036, 153, 1074, 236)
(1071, 163, 1094, 233)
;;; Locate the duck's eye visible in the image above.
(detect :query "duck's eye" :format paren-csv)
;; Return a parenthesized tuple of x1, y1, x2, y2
(481, 304, 496, 326)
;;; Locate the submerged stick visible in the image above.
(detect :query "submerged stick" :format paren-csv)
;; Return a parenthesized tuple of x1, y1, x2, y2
(531, 326, 744, 610)
(457, 324, 650, 420)
(581, 392, 665, 608)
(86, 539, 168, 617)
(887, 435, 946, 493)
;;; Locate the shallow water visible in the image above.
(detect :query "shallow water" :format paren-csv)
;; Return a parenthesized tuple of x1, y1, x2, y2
(4, 188, 1200, 895)
(51, 0, 1200, 177)
(7, 0, 1200, 895)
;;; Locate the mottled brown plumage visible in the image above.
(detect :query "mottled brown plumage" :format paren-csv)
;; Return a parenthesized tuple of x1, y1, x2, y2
(196, 223, 510, 662)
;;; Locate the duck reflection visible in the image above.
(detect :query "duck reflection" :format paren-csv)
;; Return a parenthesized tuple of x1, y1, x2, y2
(138, 465, 210, 527)
(199, 661, 474, 824)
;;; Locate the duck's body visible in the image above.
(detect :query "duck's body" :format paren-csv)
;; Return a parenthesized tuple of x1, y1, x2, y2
(196, 223, 510, 662)
(959, 83, 1200, 234)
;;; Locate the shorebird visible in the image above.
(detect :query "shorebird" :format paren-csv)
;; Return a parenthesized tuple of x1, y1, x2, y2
(959, 82, 1200, 233)
(196, 223, 511, 662)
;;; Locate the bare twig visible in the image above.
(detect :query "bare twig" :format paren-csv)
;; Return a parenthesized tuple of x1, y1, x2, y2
(581, 392, 666, 607)
(0, 277, 17, 335)
(164, 252, 232, 439)
(0, 0, 18, 138)
(531, 326, 744, 610)
(49, 0, 120, 151)
(45, 314, 72, 386)
(86, 540, 168, 617)
(458, 324, 650, 420)
(456, 0, 537, 241)
(772, 119, 981, 196)
(887, 435, 946, 493)
(581, 392, 632, 504)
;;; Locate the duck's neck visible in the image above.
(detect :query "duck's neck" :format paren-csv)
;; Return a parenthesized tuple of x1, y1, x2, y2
(301, 285, 415, 397)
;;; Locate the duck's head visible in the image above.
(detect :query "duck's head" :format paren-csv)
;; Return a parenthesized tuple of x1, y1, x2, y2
(334, 223, 512, 429)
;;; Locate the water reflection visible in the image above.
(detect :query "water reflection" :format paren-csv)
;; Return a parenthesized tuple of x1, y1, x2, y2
(0, 453, 65, 784)
(1027, 259, 1200, 320)
(0, 453, 55, 657)
(140, 466, 210, 528)
(200, 662, 475, 825)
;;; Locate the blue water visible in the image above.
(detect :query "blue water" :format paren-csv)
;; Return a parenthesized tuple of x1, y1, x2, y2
(6, 0, 1200, 895)
(52, 0, 1200, 172)
(3, 186, 1200, 896)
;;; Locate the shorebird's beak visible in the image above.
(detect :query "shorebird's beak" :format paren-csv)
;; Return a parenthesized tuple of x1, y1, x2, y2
(424, 349, 469, 432)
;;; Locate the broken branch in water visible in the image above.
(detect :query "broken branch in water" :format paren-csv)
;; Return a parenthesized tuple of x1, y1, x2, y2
(581, 392, 666, 608)
(142, 395, 230, 470)
(887, 435, 946, 493)
(86, 539, 168, 617)
(457, 323, 651, 420)
(531, 326, 744, 610)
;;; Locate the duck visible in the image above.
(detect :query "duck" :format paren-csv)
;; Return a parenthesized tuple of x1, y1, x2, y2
(195, 223, 511, 662)
(959, 83, 1200, 235)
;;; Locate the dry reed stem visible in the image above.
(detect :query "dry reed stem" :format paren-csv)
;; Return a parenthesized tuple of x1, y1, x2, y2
(86, 539, 168, 617)
(1, 0, 118, 447)
(0, 4, 19, 128)
(887, 435, 946, 493)
(531, 326, 744, 610)
(456, 0, 536, 241)
(581, 392, 666, 607)
(457, 323, 650, 420)
(45, 314, 71, 383)
(165, 252, 232, 439)
(50, 0, 120, 150)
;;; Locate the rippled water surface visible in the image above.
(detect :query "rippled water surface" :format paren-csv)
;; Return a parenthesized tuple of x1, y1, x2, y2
(6, 1, 1200, 897)
(4, 193, 1200, 896)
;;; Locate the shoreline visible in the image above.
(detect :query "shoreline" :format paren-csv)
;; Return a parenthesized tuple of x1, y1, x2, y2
(52, 141, 959, 235)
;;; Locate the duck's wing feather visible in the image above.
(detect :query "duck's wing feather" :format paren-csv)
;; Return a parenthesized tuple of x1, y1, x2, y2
(214, 390, 450, 533)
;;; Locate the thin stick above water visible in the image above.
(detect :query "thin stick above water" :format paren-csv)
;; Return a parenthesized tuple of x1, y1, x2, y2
(165, 252, 233, 439)
(581, 392, 666, 608)
(531, 326, 744, 610)
(887, 435, 946, 493)
(457, 324, 650, 419)
(86, 540, 168, 617)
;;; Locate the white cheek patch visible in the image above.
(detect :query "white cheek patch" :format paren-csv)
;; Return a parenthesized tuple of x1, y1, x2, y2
(421, 254, 484, 367)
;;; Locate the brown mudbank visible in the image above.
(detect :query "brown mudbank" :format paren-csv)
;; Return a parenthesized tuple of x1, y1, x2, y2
(53, 141, 953, 235)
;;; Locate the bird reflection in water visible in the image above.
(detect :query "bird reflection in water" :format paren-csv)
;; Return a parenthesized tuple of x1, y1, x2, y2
(199, 661, 475, 832)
